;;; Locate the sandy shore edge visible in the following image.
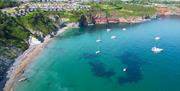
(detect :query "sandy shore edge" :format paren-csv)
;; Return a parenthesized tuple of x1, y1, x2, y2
(3, 23, 78, 91)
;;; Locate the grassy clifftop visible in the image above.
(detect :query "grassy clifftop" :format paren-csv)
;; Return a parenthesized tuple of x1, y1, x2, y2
(0, 11, 59, 82)
(17, 12, 58, 35)
(88, 3, 157, 17)
(0, 11, 29, 50)
(0, 11, 59, 51)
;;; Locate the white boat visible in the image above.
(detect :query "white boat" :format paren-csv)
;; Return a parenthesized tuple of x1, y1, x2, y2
(111, 36, 117, 39)
(123, 68, 127, 72)
(122, 28, 126, 31)
(155, 36, 160, 40)
(18, 77, 27, 82)
(96, 50, 101, 54)
(88, 23, 94, 26)
(151, 47, 163, 53)
(107, 29, 111, 32)
(146, 19, 151, 21)
(96, 39, 101, 42)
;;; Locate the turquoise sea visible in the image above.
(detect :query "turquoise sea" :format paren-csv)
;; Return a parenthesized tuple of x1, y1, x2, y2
(14, 16, 180, 91)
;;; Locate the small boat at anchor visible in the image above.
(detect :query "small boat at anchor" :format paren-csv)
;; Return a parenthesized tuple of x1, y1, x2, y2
(95, 50, 101, 54)
(111, 36, 117, 39)
(107, 29, 111, 32)
(151, 47, 163, 53)
(155, 36, 160, 40)
(122, 28, 126, 31)
(96, 39, 101, 42)
(123, 68, 127, 72)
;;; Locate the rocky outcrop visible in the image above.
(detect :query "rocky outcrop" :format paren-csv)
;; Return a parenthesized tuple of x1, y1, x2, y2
(79, 15, 88, 27)
(92, 16, 149, 24)
(0, 46, 23, 91)
(157, 6, 180, 16)
(91, 12, 151, 24)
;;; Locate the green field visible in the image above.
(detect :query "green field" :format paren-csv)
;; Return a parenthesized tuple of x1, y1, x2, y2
(88, 3, 157, 17)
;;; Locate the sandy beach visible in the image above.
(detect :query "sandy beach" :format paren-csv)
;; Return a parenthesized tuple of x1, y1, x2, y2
(3, 23, 78, 91)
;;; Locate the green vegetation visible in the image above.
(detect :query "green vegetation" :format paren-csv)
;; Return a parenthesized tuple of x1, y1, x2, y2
(0, 10, 60, 64)
(175, 4, 180, 8)
(0, 0, 19, 9)
(149, 0, 180, 4)
(17, 12, 58, 36)
(0, 11, 29, 79)
(0, 9, 86, 61)
(0, 11, 29, 50)
(88, 2, 156, 17)
(117, 4, 156, 17)
(59, 10, 90, 22)
(38, 10, 90, 22)
(0, 10, 62, 81)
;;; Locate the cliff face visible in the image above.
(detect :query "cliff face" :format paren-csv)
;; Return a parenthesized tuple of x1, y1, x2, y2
(157, 6, 180, 16)
(0, 46, 23, 82)
(0, 12, 29, 86)
(0, 12, 62, 90)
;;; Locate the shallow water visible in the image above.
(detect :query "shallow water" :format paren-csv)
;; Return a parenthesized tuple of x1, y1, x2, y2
(14, 16, 180, 91)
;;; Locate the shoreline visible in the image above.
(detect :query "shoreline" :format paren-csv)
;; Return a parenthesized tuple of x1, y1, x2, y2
(3, 23, 78, 91)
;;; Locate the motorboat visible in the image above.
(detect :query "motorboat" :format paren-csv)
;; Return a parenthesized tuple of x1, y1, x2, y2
(107, 29, 111, 32)
(155, 36, 160, 40)
(122, 28, 126, 31)
(111, 36, 117, 39)
(123, 68, 127, 72)
(88, 23, 94, 26)
(146, 19, 151, 21)
(96, 39, 101, 42)
(96, 50, 101, 54)
(151, 47, 163, 53)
